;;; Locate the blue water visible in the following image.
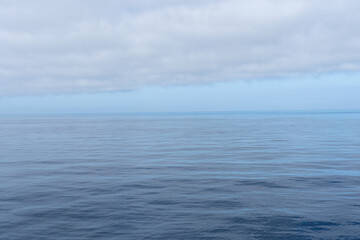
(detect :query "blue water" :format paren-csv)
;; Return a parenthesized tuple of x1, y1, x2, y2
(1, 112, 360, 240)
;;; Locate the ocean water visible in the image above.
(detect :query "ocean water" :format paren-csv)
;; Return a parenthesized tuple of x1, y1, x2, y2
(1, 112, 360, 240)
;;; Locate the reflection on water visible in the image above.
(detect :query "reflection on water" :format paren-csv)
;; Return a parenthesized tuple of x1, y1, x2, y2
(1, 112, 360, 239)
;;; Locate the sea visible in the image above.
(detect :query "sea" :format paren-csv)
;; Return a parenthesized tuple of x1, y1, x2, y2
(0, 111, 359, 240)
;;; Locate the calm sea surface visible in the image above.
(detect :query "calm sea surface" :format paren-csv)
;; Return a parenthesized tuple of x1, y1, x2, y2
(1, 112, 360, 240)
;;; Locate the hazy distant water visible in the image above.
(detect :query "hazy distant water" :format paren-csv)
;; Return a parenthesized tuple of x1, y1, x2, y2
(1, 112, 360, 240)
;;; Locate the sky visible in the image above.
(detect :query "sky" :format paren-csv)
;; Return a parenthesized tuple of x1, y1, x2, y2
(1, 0, 360, 114)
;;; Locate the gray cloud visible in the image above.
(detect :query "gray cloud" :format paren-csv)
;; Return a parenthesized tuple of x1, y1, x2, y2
(1, 0, 360, 95)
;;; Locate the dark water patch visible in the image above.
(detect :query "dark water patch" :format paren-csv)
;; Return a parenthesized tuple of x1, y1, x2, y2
(235, 180, 289, 189)
(226, 215, 342, 239)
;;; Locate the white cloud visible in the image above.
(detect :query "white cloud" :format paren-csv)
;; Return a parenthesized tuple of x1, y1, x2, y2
(1, 0, 360, 95)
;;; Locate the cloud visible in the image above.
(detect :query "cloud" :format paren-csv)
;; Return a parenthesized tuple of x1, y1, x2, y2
(1, 0, 360, 96)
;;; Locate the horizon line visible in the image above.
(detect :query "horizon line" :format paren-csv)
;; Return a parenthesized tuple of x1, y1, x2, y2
(1, 109, 360, 117)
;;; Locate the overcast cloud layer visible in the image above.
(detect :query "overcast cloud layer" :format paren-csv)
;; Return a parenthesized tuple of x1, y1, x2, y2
(1, 0, 360, 95)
